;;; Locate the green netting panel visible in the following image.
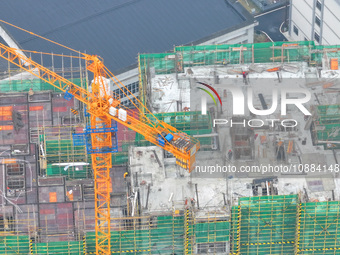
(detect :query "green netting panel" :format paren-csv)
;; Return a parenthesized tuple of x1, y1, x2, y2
(231, 195, 298, 255)
(175, 41, 315, 66)
(44, 139, 87, 163)
(112, 152, 129, 165)
(39, 134, 89, 179)
(134, 133, 153, 147)
(316, 105, 340, 124)
(316, 124, 340, 142)
(85, 216, 186, 254)
(313, 105, 340, 149)
(311, 45, 340, 63)
(0, 78, 85, 93)
(230, 206, 239, 253)
(0, 79, 45, 92)
(0, 236, 84, 255)
(195, 220, 230, 244)
(0, 236, 30, 254)
(44, 139, 88, 179)
(46, 164, 89, 179)
(299, 201, 340, 254)
(139, 53, 176, 75)
(147, 111, 211, 133)
(135, 111, 212, 148)
(33, 241, 83, 255)
(150, 215, 185, 254)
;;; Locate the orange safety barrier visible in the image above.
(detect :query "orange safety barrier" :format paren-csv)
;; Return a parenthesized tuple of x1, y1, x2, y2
(0, 159, 16, 164)
(66, 191, 74, 201)
(267, 67, 280, 72)
(0, 106, 13, 111)
(0, 116, 12, 121)
(287, 141, 294, 154)
(323, 82, 334, 89)
(330, 58, 338, 70)
(283, 43, 298, 47)
(29, 106, 43, 111)
(0, 125, 13, 131)
(49, 192, 57, 202)
(0, 106, 13, 117)
(0, 111, 12, 116)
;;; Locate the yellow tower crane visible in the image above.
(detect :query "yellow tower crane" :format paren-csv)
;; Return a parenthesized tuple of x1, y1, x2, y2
(0, 20, 200, 254)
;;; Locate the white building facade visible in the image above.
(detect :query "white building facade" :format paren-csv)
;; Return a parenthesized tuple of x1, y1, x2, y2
(289, 0, 340, 45)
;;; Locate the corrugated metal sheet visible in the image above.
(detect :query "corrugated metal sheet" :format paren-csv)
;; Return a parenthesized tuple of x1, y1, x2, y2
(0, 0, 246, 72)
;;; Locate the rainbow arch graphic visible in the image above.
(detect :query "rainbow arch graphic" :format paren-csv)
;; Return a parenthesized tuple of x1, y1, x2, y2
(197, 82, 222, 114)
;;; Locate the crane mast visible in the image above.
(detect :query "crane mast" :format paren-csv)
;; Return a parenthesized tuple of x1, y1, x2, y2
(0, 40, 200, 255)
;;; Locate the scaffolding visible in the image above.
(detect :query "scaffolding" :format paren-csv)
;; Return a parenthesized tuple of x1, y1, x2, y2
(231, 195, 298, 254)
(298, 201, 340, 254)
(38, 125, 89, 179)
(138, 41, 340, 111)
(0, 195, 340, 254)
(311, 105, 340, 149)
(0, 213, 228, 255)
(0, 78, 85, 93)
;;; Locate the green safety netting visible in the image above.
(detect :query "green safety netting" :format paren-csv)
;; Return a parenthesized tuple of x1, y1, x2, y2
(42, 138, 88, 179)
(0, 78, 85, 93)
(313, 105, 340, 149)
(0, 236, 30, 254)
(1, 196, 340, 254)
(231, 195, 298, 255)
(298, 201, 340, 254)
(135, 111, 213, 149)
(194, 221, 229, 244)
(86, 216, 186, 254)
(33, 241, 83, 255)
(139, 41, 340, 108)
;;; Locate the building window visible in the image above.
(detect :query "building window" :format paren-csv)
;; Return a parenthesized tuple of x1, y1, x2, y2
(316, 0, 322, 11)
(113, 81, 139, 100)
(0, 215, 15, 232)
(6, 163, 24, 176)
(314, 32, 320, 43)
(7, 177, 25, 190)
(293, 26, 299, 36)
(315, 16, 321, 27)
(197, 242, 226, 254)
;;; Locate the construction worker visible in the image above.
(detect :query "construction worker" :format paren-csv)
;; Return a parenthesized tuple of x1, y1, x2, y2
(242, 71, 248, 84)
(190, 198, 196, 207)
(228, 150, 233, 160)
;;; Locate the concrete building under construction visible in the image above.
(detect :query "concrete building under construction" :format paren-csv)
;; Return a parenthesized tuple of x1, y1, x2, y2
(0, 40, 340, 254)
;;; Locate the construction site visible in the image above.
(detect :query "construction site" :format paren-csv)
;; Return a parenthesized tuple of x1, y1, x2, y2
(0, 35, 340, 255)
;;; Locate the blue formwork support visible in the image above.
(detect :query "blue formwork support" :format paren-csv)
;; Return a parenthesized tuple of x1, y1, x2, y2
(72, 133, 86, 146)
(84, 120, 119, 154)
(84, 107, 90, 117)
(64, 91, 74, 101)
(157, 134, 165, 147)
